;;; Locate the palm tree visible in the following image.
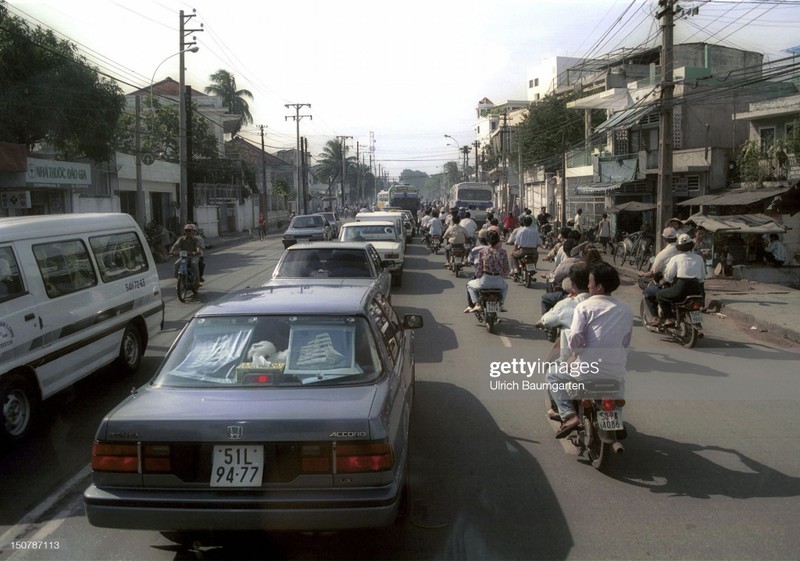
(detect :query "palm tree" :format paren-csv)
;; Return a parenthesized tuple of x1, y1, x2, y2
(204, 69, 254, 137)
(315, 139, 356, 201)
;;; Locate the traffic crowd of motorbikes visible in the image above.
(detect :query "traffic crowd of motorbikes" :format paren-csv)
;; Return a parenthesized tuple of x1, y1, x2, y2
(416, 204, 709, 470)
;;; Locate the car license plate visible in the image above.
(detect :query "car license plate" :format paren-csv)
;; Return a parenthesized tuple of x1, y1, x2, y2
(689, 311, 702, 323)
(596, 410, 623, 431)
(525, 263, 537, 271)
(485, 301, 500, 313)
(211, 445, 264, 487)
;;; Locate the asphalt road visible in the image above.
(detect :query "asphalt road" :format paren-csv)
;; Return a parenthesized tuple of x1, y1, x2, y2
(1, 235, 798, 561)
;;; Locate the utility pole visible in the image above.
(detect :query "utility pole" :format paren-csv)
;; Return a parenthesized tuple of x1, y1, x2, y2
(285, 103, 312, 213)
(178, 9, 202, 230)
(301, 137, 309, 214)
(337, 135, 352, 207)
(473, 140, 480, 181)
(134, 95, 145, 227)
(656, 0, 675, 251)
(500, 112, 509, 212)
(356, 141, 361, 203)
(258, 125, 268, 229)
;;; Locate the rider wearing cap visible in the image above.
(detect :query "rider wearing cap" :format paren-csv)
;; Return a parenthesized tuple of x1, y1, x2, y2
(656, 233, 706, 326)
(169, 224, 202, 287)
(638, 227, 680, 327)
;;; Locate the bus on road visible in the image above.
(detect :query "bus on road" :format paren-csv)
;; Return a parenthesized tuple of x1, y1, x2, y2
(376, 190, 390, 210)
(450, 182, 494, 226)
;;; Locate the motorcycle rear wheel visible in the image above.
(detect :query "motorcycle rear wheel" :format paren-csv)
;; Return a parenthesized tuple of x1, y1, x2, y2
(678, 319, 699, 348)
(583, 411, 610, 471)
(176, 275, 188, 303)
(526, 271, 533, 288)
(639, 296, 656, 327)
(486, 314, 496, 334)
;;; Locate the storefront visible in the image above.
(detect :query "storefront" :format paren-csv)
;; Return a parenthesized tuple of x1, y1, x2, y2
(1, 156, 91, 217)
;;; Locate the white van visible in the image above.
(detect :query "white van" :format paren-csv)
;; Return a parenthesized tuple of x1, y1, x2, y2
(0, 213, 164, 443)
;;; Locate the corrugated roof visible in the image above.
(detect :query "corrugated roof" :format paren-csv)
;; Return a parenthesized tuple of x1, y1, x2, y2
(678, 186, 795, 206)
(686, 213, 787, 234)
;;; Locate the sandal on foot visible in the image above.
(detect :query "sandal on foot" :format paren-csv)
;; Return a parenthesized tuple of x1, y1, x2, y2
(555, 416, 580, 439)
(547, 409, 562, 422)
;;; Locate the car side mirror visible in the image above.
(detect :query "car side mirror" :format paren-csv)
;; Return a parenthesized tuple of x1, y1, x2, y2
(403, 314, 423, 329)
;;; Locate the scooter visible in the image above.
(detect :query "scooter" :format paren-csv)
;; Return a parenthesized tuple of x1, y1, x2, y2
(512, 253, 537, 288)
(449, 245, 466, 277)
(430, 235, 442, 255)
(174, 251, 200, 303)
(565, 378, 627, 471)
(473, 288, 503, 334)
(639, 280, 704, 348)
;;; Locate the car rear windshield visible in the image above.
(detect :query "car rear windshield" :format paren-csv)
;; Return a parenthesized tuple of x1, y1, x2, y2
(291, 216, 323, 228)
(275, 248, 372, 278)
(341, 225, 397, 242)
(154, 315, 383, 387)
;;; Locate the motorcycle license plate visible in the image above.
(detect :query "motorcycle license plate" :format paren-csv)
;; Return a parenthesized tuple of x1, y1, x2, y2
(596, 410, 623, 431)
(485, 301, 500, 313)
(689, 311, 702, 323)
(525, 263, 537, 271)
(211, 445, 264, 487)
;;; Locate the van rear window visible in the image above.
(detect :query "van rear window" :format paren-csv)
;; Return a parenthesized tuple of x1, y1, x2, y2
(89, 232, 149, 283)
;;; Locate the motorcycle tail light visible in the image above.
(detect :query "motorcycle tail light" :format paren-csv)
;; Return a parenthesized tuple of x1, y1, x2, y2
(602, 399, 616, 411)
(615, 399, 626, 407)
(691, 300, 702, 311)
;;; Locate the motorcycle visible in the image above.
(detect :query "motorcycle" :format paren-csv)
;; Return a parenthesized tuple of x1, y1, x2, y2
(174, 251, 200, 303)
(430, 235, 442, 255)
(639, 279, 704, 348)
(449, 245, 466, 277)
(473, 288, 503, 334)
(565, 378, 627, 471)
(512, 253, 538, 288)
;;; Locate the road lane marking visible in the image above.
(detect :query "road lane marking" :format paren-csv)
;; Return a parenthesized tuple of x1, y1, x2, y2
(500, 335, 512, 348)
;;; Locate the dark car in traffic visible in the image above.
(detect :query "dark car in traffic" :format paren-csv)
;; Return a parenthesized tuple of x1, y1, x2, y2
(282, 214, 332, 248)
(84, 283, 422, 532)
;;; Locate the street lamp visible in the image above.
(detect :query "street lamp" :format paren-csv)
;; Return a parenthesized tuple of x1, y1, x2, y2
(444, 134, 465, 180)
(149, 46, 199, 128)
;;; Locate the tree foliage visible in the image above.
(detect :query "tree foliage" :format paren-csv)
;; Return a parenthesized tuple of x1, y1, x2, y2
(204, 69, 254, 137)
(516, 92, 604, 171)
(314, 139, 357, 194)
(0, 2, 125, 161)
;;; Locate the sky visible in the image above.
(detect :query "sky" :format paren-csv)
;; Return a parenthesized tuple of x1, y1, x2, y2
(7, 0, 800, 180)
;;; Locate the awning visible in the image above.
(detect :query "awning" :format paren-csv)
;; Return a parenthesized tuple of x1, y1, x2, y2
(606, 201, 657, 213)
(595, 104, 656, 134)
(685, 213, 788, 234)
(575, 182, 622, 195)
(678, 186, 795, 206)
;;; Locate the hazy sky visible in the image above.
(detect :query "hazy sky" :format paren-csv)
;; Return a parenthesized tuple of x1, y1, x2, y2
(7, 0, 800, 178)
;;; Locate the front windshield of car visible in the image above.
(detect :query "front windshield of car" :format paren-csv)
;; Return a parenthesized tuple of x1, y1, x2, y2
(341, 225, 397, 242)
(274, 248, 372, 278)
(154, 315, 383, 388)
(291, 215, 323, 229)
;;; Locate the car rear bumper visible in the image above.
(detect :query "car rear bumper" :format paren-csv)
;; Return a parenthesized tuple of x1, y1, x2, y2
(84, 483, 401, 531)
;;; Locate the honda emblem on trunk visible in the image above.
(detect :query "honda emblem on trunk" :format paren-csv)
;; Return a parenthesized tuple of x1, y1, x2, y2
(227, 426, 243, 440)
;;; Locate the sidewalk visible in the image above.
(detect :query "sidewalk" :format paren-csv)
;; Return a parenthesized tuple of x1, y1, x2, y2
(614, 259, 800, 343)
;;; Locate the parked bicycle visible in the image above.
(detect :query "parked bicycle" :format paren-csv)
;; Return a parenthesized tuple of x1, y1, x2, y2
(612, 231, 654, 269)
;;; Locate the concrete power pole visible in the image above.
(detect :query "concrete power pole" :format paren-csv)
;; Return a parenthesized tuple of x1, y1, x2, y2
(178, 9, 202, 230)
(285, 104, 311, 213)
(656, 0, 675, 251)
(258, 125, 268, 227)
(337, 135, 352, 207)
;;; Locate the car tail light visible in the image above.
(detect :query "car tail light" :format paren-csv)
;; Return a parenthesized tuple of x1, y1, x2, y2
(92, 443, 139, 473)
(335, 440, 394, 473)
(602, 399, 616, 412)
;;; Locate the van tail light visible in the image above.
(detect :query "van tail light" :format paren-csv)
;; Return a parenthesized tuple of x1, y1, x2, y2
(92, 443, 139, 473)
(91, 442, 172, 473)
(336, 440, 394, 473)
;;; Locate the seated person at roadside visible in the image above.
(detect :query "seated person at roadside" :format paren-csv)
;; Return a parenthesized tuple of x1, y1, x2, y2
(465, 230, 510, 313)
(656, 233, 706, 327)
(763, 233, 787, 267)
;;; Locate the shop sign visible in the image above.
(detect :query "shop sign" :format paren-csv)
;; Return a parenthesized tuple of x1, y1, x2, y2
(27, 158, 91, 187)
(0, 191, 31, 209)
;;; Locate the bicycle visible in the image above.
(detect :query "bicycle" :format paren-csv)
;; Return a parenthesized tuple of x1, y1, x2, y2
(258, 223, 266, 241)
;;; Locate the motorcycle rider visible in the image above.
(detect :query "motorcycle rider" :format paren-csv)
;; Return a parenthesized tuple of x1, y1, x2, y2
(541, 238, 580, 315)
(656, 233, 706, 327)
(511, 215, 541, 279)
(637, 227, 680, 327)
(169, 224, 202, 288)
(547, 262, 633, 438)
(460, 211, 478, 245)
(426, 210, 444, 247)
(465, 230, 510, 313)
(443, 215, 469, 268)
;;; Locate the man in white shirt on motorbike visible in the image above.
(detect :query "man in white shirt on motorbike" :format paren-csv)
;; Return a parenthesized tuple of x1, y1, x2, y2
(656, 233, 706, 327)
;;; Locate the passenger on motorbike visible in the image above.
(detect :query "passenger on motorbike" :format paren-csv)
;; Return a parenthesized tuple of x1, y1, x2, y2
(546, 262, 633, 438)
(465, 230, 510, 313)
(537, 263, 591, 361)
(169, 224, 202, 288)
(656, 233, 706, 327)
(541, 239, 580, 315)
(460, 211, 478, 245)
(443, 215, 469, 267)
(637, 228, 680, 327)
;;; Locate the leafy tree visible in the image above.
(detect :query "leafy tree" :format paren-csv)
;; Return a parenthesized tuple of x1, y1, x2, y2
(115, 97, 219, 161)
(0, 1, 125, 161)
(204, 69, 253, 137)
(516, 92, 604, 171)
